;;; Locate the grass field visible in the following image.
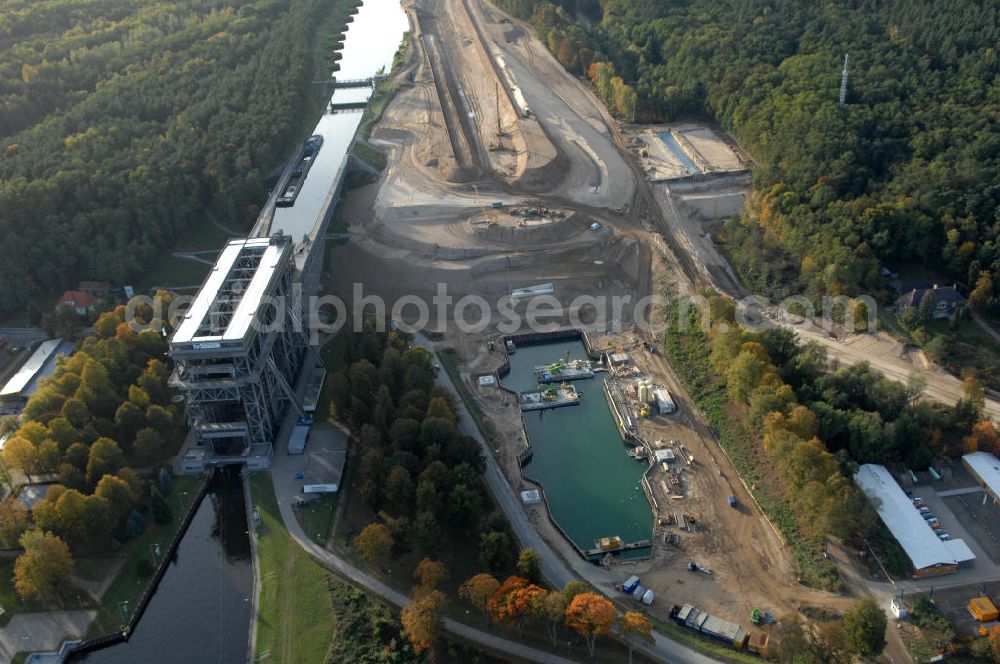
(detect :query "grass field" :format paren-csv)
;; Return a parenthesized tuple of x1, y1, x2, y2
(251, 473, 337, 664)
(438, 348, 497, 442)
(352, 141, 387, 172)
(295, 492, 339, 546)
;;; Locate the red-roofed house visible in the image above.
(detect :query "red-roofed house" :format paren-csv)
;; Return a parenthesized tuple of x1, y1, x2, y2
(57, 290, 99, 315)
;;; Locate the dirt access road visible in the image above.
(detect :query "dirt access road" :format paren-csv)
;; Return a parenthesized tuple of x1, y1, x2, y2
(330, 0, 856, 649)
(764, 312, 1000, 422)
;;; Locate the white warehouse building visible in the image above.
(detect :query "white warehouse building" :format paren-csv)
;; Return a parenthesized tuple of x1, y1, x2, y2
(854, 464, 975, 578)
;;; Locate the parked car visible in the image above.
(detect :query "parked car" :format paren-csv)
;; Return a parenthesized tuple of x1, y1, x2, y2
(938, 533, 951, 541)
(918, 507, 931, 514)
(922, 513, 935, 520)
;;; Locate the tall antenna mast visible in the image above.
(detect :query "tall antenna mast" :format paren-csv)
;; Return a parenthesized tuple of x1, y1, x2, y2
(839, 53, 850, 108)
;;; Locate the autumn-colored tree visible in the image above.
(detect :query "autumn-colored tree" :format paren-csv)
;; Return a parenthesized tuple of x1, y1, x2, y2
(13, 529, 74, 601)
(0, 498, 30, 547)
(534, 589, 568, 646)
(492, 576, 545, 637)
(413, 557, 448, 596)
(353, 523, 393, 564)
(2, 436, 39, 479)
(487, 575, 528, 623)
(815, 620, 850, 663)
(619, 611, 653, 664)
(401, 589, 446, 654)
(86, 437, 124, 486)
(564, 592, 618, 659)
(964, 421, 1000, 454)
(970, 270, 994, 312)
(516, 547, 542, 583)
(989, 625, 1000, 661)
(424, 396, 455, 423)
(962, 376, 986, 418)
(459, 572, 500, 623)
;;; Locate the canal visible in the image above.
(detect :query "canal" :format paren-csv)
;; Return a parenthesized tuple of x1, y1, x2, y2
(269, 0, 410, 240)
(70, 3, 410, 660)
(69, 469, 251, 664)
(502, 340, 653, 558)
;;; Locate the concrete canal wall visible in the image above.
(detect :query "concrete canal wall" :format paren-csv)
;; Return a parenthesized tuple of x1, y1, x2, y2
(63, 474, 212, 659)
(497, 329, 654, 563)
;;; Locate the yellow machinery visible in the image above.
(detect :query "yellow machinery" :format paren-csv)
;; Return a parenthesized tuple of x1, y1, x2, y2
(472, 184, 498, 226)
(970, 597, 999, 622)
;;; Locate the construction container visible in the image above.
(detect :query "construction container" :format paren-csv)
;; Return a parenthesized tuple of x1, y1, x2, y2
(979, 622, 1000, 638)
(632, 585, 647, 601)
(653, 388, 676, 414)
(641, 589, 654, 605)
(747, 632, 769, 655)
(671, 604, 749, 649)
(622, 575, 641, 595)
(970, 597, 999, 622)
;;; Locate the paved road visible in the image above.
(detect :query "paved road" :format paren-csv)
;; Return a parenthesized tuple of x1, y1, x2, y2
(971, 311, 1000, 345)
(412, 333, 720, 664)
(0, 610, 94, 664)
(266, 440, 579, 663)
(0, 328, 46, 348)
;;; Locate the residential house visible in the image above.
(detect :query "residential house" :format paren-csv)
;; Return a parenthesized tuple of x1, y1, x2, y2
(895, 283, 966, 320)
(57, 290, 99, 315)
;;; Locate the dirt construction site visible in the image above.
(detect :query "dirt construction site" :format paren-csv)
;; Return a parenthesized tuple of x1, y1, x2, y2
(324, 0, 871, 641)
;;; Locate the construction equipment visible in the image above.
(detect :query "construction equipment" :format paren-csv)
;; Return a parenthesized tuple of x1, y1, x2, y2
(970, 597, 999, 622)
(471, 184, 498, 226)
(687, 562, 712, 575)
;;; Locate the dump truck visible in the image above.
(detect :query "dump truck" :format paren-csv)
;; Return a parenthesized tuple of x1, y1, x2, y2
(970, 597, 999, 622)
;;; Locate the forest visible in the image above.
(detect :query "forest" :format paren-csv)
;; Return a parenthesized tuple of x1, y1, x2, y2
(664, 294, 996, 587)
(322, 321, 520, 573)
(0, 300, 184, 601)
(497, 0, 1000, 305)
(0, 0, 340, 317)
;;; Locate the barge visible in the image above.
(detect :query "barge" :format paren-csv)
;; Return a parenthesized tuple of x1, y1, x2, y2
(583, 536, 652, 557)
(520, 383, 580, 411)
(534, 359, 595, 383)
(276, 134, 323, 207)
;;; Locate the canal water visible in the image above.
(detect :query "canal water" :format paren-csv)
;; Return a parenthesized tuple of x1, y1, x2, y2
(502, 340, 653, 558)
(658, 130, 701, 175)
(269, 0, 410, 240)
(68, 469, 252, 664)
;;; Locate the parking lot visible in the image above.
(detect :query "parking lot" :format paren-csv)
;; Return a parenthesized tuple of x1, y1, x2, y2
(902, 480, 1000, 590)
(931, 580, 1000, 637)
